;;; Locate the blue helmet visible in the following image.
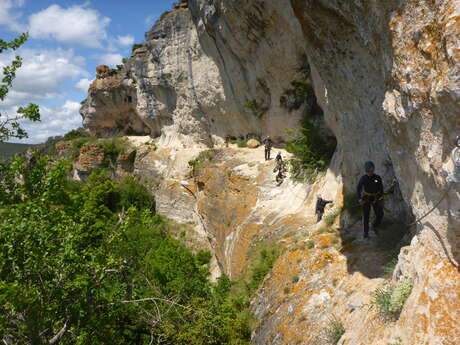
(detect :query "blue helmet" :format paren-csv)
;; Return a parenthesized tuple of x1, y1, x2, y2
(364, 161, 375, 173)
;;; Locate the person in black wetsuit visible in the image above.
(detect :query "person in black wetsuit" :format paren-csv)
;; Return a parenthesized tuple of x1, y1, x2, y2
(315, 194, 333, 222)
(357, 161, 384, 239)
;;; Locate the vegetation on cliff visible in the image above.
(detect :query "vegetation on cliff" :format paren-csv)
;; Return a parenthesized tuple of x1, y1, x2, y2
(0, 155, 252, 344)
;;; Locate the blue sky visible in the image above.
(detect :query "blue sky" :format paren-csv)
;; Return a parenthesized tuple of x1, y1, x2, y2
(0, 0, 176, 143)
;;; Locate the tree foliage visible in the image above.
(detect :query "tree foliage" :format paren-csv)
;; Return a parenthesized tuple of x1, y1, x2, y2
(0, 33, 41, 142)
(285, 114, 336, 183)
(0, 156, 251, 344)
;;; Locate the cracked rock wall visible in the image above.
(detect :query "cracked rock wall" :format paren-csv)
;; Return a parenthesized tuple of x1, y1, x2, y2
(80, 1, 460, 344)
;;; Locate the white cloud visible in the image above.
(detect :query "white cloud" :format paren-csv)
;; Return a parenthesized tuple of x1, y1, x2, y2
(99, 53, 123, 67)
(117, 35, 134, 46)
(3, 100, 83, 144)
(28, 4, 111, 48)
(19, 100, 83, 143)
(0, 48, 89, 106)
(75, 78, 92, 93)
(0, 0, 25, 32)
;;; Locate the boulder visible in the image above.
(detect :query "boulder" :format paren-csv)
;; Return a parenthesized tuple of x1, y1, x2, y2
(246, 139, 261, 148)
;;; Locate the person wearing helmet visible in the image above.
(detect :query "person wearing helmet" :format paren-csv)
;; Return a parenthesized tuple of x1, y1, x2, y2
(263, 136, 273, 161)
(357, 161, 384, 238)
(276, 152, 282, 163)
(315, 194, 333, 222)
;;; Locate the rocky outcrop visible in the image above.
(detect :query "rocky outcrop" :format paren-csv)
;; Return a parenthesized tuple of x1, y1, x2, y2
(80, 3, 311, 147)
(79, 1, 460, 344)
(73, 143, 106, 180)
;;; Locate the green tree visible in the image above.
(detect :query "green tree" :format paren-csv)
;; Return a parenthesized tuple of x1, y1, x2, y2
(0, 33, 40, 142)
(0, 155, 252, 344)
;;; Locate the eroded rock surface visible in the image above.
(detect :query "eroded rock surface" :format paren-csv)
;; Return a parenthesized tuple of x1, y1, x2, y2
(79, 1, 460, 344)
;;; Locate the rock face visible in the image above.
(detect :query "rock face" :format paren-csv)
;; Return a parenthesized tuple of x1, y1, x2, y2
(80, 4, 308, 147)
(80, 1, 460, 344)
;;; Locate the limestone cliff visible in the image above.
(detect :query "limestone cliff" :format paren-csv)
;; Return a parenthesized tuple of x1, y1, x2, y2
(80, 1, 460, 344)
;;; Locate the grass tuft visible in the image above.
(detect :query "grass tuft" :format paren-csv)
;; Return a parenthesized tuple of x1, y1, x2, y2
(324, 316, 345, 344)
(371, 279, 413, 321)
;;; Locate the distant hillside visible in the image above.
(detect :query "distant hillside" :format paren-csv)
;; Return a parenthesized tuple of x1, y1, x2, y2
(0, 142, 35, 162)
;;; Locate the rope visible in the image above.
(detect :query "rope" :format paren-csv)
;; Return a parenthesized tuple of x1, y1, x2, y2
(405, 187, 451, 228)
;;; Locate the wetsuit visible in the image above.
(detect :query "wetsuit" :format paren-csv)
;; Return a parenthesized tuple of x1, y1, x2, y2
(357, 174, 384, 237)
(315, 198, 333, 222)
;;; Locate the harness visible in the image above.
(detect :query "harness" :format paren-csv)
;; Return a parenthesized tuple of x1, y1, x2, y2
(363, 191, 378, 197)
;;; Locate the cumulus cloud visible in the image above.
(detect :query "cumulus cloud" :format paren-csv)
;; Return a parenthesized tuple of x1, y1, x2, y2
(117, 34, 134, 46)
(29, 4, 111, 48)
(2, 100, 83, 144)
(19, 100, 83, 143)
(75, 78, 92, 93)
(0, 0, 25, 32)
(99, 53, 123, 67)
(0, 48, 88, 106)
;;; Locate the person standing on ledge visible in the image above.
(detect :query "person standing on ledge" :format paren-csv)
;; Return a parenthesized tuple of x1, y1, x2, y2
(263, 136, 273, 161)
(357, 161, 384, 239)
(315, 195, 333, 222)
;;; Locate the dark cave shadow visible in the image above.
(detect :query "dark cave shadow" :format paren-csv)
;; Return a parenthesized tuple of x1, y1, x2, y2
(338, 216, 409, 279)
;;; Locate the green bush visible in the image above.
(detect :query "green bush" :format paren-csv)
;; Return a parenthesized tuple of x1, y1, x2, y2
(69, 136, 98, 158)
(188, 149, 217, 177)
(285, 115, 336, 183)
(100, 137, 131, 165)
(324, 316, 345, 344)
(131, 43, 144, 53)
(244, 249, 279, 295)
(324, 207, 343, 226)
(0, 155, 252, 344)
(63, 127, 90, 141)
(117, 176, 154, 210)
(237, 139, 247, 148)
(371, 279, 413, 321)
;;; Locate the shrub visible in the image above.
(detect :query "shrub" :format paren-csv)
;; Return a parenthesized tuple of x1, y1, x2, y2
(324, 316, 345, 344)
(63, 128, 90, 141)
(0, 155, 252, 344)
(244, 249, 279, 295)
(306, 240, 315, 249)
(131, 43, 144, 53)
(237, 139, 247, 148)
(292, 275, 300, 283)
(69, 136, 98, 159)
(371, 279, 413, 321)
(285, 116, 336, 183)
(188, 149, 217, 177)
(117, 176, 154, 210)
(324, 207, 343, 225)
(99, 137, 131, 165)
